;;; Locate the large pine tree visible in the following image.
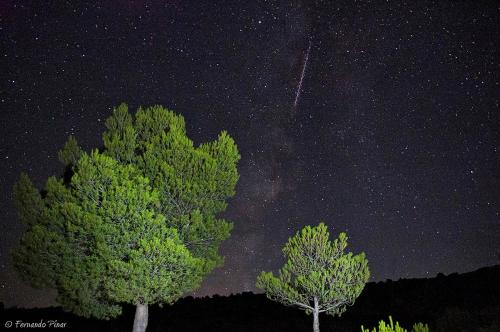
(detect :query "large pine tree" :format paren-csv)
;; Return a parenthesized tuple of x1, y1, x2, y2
(13, 104, 240, 332)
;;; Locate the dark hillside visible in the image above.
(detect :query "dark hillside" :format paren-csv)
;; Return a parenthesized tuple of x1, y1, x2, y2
(2, 265, 499, 331)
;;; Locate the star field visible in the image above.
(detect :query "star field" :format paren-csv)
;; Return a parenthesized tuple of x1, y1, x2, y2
(0, 0, 499, 308)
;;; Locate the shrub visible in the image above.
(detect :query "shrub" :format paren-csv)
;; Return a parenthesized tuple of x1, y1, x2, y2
(361, 316, 429, 332)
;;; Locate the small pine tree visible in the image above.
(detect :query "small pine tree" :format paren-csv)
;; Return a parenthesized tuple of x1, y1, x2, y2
(257, 223, 370, 332)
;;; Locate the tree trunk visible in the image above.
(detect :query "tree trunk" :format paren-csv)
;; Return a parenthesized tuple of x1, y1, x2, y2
(313, 297, 320, 332)
(133, 303, 148, 332)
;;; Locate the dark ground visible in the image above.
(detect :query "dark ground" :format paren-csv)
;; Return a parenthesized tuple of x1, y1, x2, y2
(2, 265, 499, 331)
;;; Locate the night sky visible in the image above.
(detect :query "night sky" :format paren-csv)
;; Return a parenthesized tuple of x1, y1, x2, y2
(1, 1, 499, 309)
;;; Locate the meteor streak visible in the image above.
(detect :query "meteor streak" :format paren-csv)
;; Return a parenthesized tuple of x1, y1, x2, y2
(293, 39, 312, 109)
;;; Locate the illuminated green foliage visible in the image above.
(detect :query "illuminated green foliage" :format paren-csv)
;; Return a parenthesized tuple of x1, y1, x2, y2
(102, 103, 240, 274)
(257, 223, 370, 332)
(14, 151, 202, 319)
(13, 104, 240, 327)
(361, 316, 430, 332)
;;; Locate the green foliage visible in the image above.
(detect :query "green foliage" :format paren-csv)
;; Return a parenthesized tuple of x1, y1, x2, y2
(13, 173, 43, 227)
(412, 322, 429, 332)
(101, 103, 240, 274)
(256, 223, 370, 317)
(13, 174, 56, 288)
(102, 103, 136, 163)
(13, 104, 240, 320)
(14, 151, 204, 318)
(58, 135, 83, 167)
(361, 316, 430, 332)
